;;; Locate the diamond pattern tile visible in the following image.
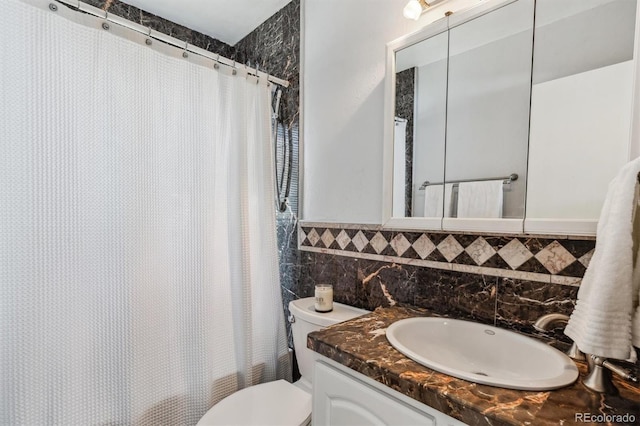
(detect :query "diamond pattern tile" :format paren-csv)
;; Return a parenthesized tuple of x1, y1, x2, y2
(498, 239, 533, 270)
(298, 228, 307, 246)
(390, 234, 411, 256)
(437, 235, 464, 262)
(369, 232, 388, 254)
(336, 230, 351, 250)
(465, 237, 496, 266)
(578, 249, 594, 268)
(412, 234, 436, 259)
(321, 229, 335, 248)
(352, 231, 369, 252)
(307, 228, 320, 247)
(535, 241, 576, 274)
(298, 224, 595, 279)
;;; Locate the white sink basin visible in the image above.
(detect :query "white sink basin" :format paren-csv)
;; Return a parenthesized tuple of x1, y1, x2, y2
(386, 317, 579, 391)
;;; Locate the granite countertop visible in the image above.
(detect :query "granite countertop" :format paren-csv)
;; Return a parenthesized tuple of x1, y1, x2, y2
(307, 305, 640, 426)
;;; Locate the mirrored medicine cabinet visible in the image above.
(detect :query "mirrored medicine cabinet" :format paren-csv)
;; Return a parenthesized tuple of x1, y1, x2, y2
(382, 0, 637, 235)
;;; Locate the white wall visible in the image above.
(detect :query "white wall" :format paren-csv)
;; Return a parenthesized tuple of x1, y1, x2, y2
(302, 0, 482, 223)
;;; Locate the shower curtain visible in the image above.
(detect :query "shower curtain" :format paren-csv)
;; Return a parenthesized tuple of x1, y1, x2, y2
(0, 0, 290, 424)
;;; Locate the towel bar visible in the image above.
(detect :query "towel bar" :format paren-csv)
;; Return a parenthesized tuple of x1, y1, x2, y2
(419, 173, 518, 191)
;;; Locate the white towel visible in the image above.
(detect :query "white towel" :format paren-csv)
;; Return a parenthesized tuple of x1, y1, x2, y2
(423, 184, 454, 217)
(565, 157, 640, 361)
(456, 180, 504, 218)
(443, 183, 454, 218)
(423, 185, 443, 217)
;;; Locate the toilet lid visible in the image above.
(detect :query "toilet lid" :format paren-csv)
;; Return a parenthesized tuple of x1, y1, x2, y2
(197, 380, 311, 426)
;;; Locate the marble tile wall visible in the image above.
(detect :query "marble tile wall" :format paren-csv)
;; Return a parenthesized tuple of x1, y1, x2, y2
(299, 223, 596, 345)
(395, 68, 415, 217)
(82, 0, 235, 57)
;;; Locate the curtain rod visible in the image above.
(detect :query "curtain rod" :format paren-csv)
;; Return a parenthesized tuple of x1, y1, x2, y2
(52, 0, 290, 88)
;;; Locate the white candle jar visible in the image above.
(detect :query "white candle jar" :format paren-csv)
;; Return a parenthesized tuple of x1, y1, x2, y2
(314, 284, 334, 312)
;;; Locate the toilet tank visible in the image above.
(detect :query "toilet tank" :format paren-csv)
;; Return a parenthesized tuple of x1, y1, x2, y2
(289, 297, 369, 387)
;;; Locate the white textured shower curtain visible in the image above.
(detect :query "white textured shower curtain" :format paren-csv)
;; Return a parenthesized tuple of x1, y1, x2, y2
(0, 0, 290, 424)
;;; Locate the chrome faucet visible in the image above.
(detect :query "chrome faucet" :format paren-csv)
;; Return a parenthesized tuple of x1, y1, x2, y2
(533, 313, 585, 361)
(582, 355, 638, 394)
(533, 314, 639, 394)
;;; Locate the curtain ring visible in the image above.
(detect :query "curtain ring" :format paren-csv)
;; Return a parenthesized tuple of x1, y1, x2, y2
(255, 64, 260, 84)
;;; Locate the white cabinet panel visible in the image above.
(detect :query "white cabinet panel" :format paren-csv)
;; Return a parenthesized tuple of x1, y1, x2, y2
(313, 361, 466, 426)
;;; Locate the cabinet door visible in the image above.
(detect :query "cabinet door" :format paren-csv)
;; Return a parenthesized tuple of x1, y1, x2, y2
(444, 0, 534, 231)
(524, 0, 636, 236)
(313, 362, 464, 426)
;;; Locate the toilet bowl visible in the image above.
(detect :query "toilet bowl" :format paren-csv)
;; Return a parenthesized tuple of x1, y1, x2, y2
(196, 297, 369, 426)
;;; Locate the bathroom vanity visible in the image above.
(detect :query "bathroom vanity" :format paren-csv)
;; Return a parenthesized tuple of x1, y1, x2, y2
(314, 361, 465, 425)
(308, 306, 640, 426)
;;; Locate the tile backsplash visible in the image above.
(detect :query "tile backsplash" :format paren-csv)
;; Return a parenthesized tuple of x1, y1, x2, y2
(299, 222, 595, 345)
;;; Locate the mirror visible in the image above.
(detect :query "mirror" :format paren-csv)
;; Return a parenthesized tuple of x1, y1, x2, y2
(444, 0, 533, 222)
(385, 0, 637, 235)
(394, 31, 448, 219)
(525, 0, 636, 235)
(390, 0, 534, 232)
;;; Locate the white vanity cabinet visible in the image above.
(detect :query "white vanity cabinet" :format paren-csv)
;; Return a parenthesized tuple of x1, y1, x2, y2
(313, 360, 466, 426)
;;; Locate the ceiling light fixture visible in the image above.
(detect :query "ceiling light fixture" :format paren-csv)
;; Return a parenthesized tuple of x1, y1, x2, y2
(403, 0, 448, 20)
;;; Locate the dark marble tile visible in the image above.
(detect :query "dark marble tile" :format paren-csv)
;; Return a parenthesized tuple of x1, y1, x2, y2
(343, 241, 359, 253)
(395, 68, 415, 217)
(345, 228, 361, 239)
(83, 0, 235, 57)
(401, 246, 422, 260)
(400, 231, 426, 244)
(380, 230, 394, 241)
(557, 260, 587, 278)
(496, 279, 578, 344)
(521, 237, 556, 255)
(483, 235, 520, 251)
(380, 243, 399, 257)
(557, 239, 596, 259)
(450, 250, 478, 266)
(482, 252, 512, 269)
(327, 240, 342, 251)
(361, 243, 378, 255)
(413, 269, 497, 324)
(425, 249, 449, 263)
(362, 229, 379, 242)
(235, 0, 299, 129)
(453, 234, 479, 248)
(516, 256, 549, 274)
(427, 232, 450, 245)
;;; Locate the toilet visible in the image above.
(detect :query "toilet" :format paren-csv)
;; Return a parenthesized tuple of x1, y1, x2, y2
(197, 297, 369, 426)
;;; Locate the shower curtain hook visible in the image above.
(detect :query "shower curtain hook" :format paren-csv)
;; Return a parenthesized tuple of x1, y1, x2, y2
(232, 60, 237, 76)
(255, 64, 260, 84)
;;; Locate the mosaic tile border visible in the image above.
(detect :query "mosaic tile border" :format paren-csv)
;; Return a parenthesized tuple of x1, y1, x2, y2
(298, 222, 596, 285)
